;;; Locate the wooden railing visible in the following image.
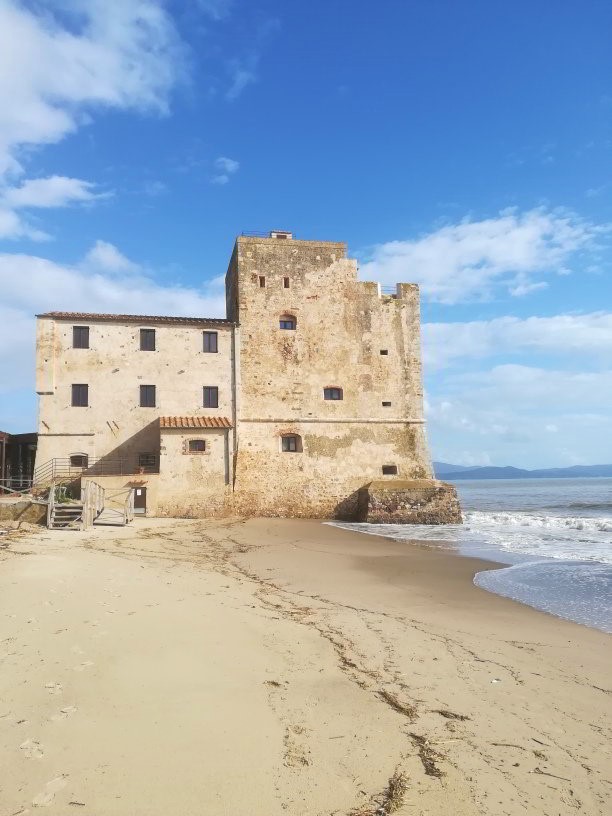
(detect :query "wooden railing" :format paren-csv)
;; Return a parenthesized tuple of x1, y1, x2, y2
(46, 482, 56, 528)
(82, 481, 105, 530)
(125, 489, 135, 524)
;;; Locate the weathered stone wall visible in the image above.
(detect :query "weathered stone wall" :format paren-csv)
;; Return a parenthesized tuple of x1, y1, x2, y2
(358, 480, 463, 524)
(226, 236, 434, 518)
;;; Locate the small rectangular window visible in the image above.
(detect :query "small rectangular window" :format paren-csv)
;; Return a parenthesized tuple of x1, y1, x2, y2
(282, 436, 299, 452)
(324, 387, 343, 400)
(203, 331, 218, 353)
(203, 386, 219, 408)
(140, 384, 156, 407)
(382, 401, 391, 407)
(259, 276, 266, 288)
(138, 453, 157, 471)
(140, 329, 156, 351)
(188, 439, 206, 452)
(283, 277, 290, 288)
(380, 349, 388, 355)
(279, 317, 296, 330)
(72, 326, 89, 349)
(382, 465, 398, 475)
(71, 384, 88, 407)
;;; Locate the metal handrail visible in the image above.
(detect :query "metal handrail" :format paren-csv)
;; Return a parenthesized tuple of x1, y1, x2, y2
(34, 457, 159, 483)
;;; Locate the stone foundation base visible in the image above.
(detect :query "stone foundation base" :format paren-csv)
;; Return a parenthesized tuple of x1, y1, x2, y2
(357, 479, 462, 524)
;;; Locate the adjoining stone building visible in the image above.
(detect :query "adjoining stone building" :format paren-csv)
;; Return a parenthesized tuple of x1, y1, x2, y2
(34, 232, 460, 522)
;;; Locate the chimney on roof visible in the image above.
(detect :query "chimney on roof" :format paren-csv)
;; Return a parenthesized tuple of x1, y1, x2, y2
(269, 230, 292, 239)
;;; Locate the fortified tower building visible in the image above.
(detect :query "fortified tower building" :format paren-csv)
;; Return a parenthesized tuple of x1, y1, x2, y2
(34, 232, 461, 523)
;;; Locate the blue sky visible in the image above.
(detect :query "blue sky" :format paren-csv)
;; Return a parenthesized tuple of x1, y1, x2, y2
(1, 0, 611, 467)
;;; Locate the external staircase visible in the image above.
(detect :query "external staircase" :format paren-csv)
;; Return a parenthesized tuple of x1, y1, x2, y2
(48, 502, 85, 529)
(3, 458, 137, 531)
(45, 480, 134, 530)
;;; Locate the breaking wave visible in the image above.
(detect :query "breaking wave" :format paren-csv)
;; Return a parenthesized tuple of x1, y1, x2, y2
(463, 510, 612, 534)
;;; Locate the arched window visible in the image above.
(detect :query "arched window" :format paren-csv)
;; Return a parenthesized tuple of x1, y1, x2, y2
(70, 454, 88, 469)
(323, 387, 343, 400)
(279, 314, 296, 330)
(188, 439, 206, 453)
(281, 434, 302, 453)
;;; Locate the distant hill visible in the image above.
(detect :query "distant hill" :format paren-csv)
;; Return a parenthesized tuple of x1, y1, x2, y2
(432, 461, 480, 474)
(433, 462, 612, 480)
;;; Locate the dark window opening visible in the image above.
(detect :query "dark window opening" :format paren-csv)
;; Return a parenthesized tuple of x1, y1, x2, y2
(382, 465, 398, 475)
(188, 439, 206, 452)
(71, 384, 88, 407)
(283, 277, 290, 288)
(73, 326, 89, 349)
(138, 453, 157, 472)
(281, 435, 301, 452)
(140, 384, 156, 407)
(382, 401, 392, 407)
(70, 454, 88, 468)
(203, 386, 219, 408)
(259, 276, 266, 288)
(380, 349, 388, 355)
(140, 328, 156, 351)
(324, 387, 343, 400)
(203, 331, 218, 353)
(279, 315, 296, 330)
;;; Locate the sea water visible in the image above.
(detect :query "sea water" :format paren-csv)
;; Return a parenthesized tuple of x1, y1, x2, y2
(331, 478, 612, 633)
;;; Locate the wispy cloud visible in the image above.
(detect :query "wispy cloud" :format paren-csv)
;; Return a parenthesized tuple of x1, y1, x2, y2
(211, 156, 240, 185)
(226, 57, 258, 101)
(423, 312, 612, 370)
(360, 208, 608, 303)
(0, 175, 110, 240)
(224, 18, 279, 100)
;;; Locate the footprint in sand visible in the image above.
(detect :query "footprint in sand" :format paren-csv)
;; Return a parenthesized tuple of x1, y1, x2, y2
(73, 661, 94, 672)
(20, 738, 44, 759)
(32, 775, 68, 807)
(50, 706, 77, 722)
(44, 682, 62, 695)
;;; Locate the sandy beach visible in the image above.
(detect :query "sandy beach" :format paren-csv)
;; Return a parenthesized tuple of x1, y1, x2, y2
(1, 517, 610, 815)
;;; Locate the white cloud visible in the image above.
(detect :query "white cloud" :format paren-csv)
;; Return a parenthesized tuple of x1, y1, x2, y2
(3, 175, 106, 209)
(0, 243, 226, 397)
(211, 155, 240, 185)
(0, 0, 185, 179)
(423, 312, 612, 370)
(0, 175, 109, 239)
(81, 240, 139, 274)
(0, 206, 49, 241)
(360, 208, 607, 303)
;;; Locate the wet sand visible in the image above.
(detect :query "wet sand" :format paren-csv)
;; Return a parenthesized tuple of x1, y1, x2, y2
(1, 517, 610, 815)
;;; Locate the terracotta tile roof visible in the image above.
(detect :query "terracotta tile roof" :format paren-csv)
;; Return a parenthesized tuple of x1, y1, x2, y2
(159, 416, 232, 429)
(37, 311, 232, 327)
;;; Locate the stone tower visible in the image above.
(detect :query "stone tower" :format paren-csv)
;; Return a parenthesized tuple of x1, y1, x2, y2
(225, 232, 456, 520)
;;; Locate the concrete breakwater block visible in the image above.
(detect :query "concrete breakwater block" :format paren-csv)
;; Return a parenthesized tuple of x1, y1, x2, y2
(357, 479, 462, 525)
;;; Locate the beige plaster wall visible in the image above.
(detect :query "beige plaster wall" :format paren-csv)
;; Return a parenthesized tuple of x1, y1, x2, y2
(35, 319, 233, 471)
(157, 428, 232, 517)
